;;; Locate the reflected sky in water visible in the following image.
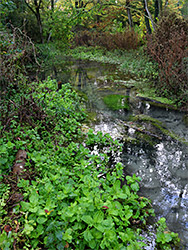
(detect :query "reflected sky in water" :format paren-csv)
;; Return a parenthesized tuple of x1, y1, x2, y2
(71, 60, 188, 248)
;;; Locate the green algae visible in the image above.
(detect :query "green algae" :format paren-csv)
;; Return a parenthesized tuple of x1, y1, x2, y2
(103, 94, 130, 110)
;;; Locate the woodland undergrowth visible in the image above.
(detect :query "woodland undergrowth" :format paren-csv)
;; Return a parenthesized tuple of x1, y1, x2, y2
(0, 22, 182, 249)
(0, 76, 181, 249)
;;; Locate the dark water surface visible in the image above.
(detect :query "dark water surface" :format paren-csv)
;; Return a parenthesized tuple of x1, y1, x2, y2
(67, 60, 188, 248)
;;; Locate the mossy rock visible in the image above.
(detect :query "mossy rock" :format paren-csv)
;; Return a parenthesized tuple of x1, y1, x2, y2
(129, 114, 188, 145)
(103, 94, 130, 111)
(183, 115, 188, 127)
(136, 92, 177, 110)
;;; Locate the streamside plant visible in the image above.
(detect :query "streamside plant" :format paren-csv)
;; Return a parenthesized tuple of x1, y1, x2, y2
(0, 78, 181, 249)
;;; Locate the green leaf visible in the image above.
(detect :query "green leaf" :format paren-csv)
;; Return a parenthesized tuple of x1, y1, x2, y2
(55, 230, 63, 241)
(102, 218, 114, 230)
(36, 224, 44, 235)
(104, 230, 116, 242)
(0, 157, 8, 164)
(113, 180, 121, 191)
(29, 191, 39, 205)
(118, 192, 127, 199)
(20, 201, 31, 211)
(131, 182, 139, 192)
(90, 228, 103, 239)
(62, 228, 72, 242)
(95, 224, 105, 233)
(93, 211, 104, 224)
(37, 216, 47, 224)
(47, 233, 55, 244)
(89, 239, 97, 249)
(7, 141, 15, 148)
(24, 224, 34, 235)
(119, 232, 129, 243)
(45, 182, 53, 193)
(81, 215, 93, 226)
(83, 229, 93, 242)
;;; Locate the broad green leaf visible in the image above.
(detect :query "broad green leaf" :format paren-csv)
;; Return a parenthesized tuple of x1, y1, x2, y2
(62, 228, 72, 242)
(83, 229, 93, 242)
(131, 182, 139, 192)
(119, 232, 128, 243)
(36, 224, 44, 235)
(24, 224, 34, 235)
(95, 224, 105, 233)
(81, 215, 93, 226)
(102, 218, 114, 229)
(90, 228, 103, 239)
(29, 191, 39, 205)
(55, 230, 63, 241)
(118, 192, 127, 199)
(113, 180, 121, 191)
(0, 158, 8, 164)
(89, 239, 97, 249)
(47, 233, 55, 244)
(37, 216, 47, 224)
(104, 230, 116, 242)
(93, 211, 104, 224)
(20, 201, 31, 211)
(45, 182, 53, 193)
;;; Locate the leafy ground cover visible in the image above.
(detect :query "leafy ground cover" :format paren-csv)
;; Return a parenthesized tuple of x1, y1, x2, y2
(68, 46, 158, 80)
(0, 78, 181, 249)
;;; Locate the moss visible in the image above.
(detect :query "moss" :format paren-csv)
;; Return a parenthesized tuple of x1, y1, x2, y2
(183, 115, 188, 127)
(130, 114, 163, 124)
(103, 94, 130, 110)
(86, 111, 98, 122)
(130, 114, 188, 145)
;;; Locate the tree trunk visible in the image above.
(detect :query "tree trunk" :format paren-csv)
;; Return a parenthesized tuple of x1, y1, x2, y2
(154, 0, 162, 22)
(24, 0, 44, 43)
(126, 0, 133, 28)
(51, 0, 54, 12)
(34, 0, 43, 43)
(143, 0, 155, 33)
(143, 0, 151, 34)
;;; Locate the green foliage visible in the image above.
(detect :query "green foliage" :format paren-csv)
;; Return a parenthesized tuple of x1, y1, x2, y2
(0, 184, 10, 219)
(0, 0, 16, 25)
(69, 46, 158, 80)
(0, 141, 15, 176)
(17, 160, 151, 249)
(156, 218, 180, 249)
(0, 230, 14, 250)
(0, 78, 181, 249)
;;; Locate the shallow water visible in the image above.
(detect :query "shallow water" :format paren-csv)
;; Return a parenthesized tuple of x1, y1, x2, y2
(70, 60, 188, 248)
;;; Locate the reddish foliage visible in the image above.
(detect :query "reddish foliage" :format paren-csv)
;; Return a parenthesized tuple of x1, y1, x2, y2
(146, 10, 188, 107)
(74, 29, 139, 50)
(102, 206, 109, 209)
(4, 225, 12, 233)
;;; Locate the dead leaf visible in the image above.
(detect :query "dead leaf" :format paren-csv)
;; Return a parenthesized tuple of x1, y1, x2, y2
(4, 225, 12, 232)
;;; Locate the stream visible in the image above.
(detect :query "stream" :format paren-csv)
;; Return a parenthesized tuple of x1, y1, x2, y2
(52, 59, 188, 248)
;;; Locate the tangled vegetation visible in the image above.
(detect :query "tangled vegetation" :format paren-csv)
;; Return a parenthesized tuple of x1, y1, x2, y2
(146, 10, 188, 109)
(0, 77, 181, 249)
(0, 0, 187, 249)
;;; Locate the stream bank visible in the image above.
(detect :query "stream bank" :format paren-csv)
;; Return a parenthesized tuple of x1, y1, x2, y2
(69, 59, 188, 248)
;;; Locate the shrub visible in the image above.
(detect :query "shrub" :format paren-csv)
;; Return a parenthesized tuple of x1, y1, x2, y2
(73, 29, 139, 50)
(146, 10, 188, 108)
(0, 25, 40, 89)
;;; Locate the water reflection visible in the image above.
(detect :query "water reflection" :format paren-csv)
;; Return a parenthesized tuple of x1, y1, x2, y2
(70, 60, 188, 248)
